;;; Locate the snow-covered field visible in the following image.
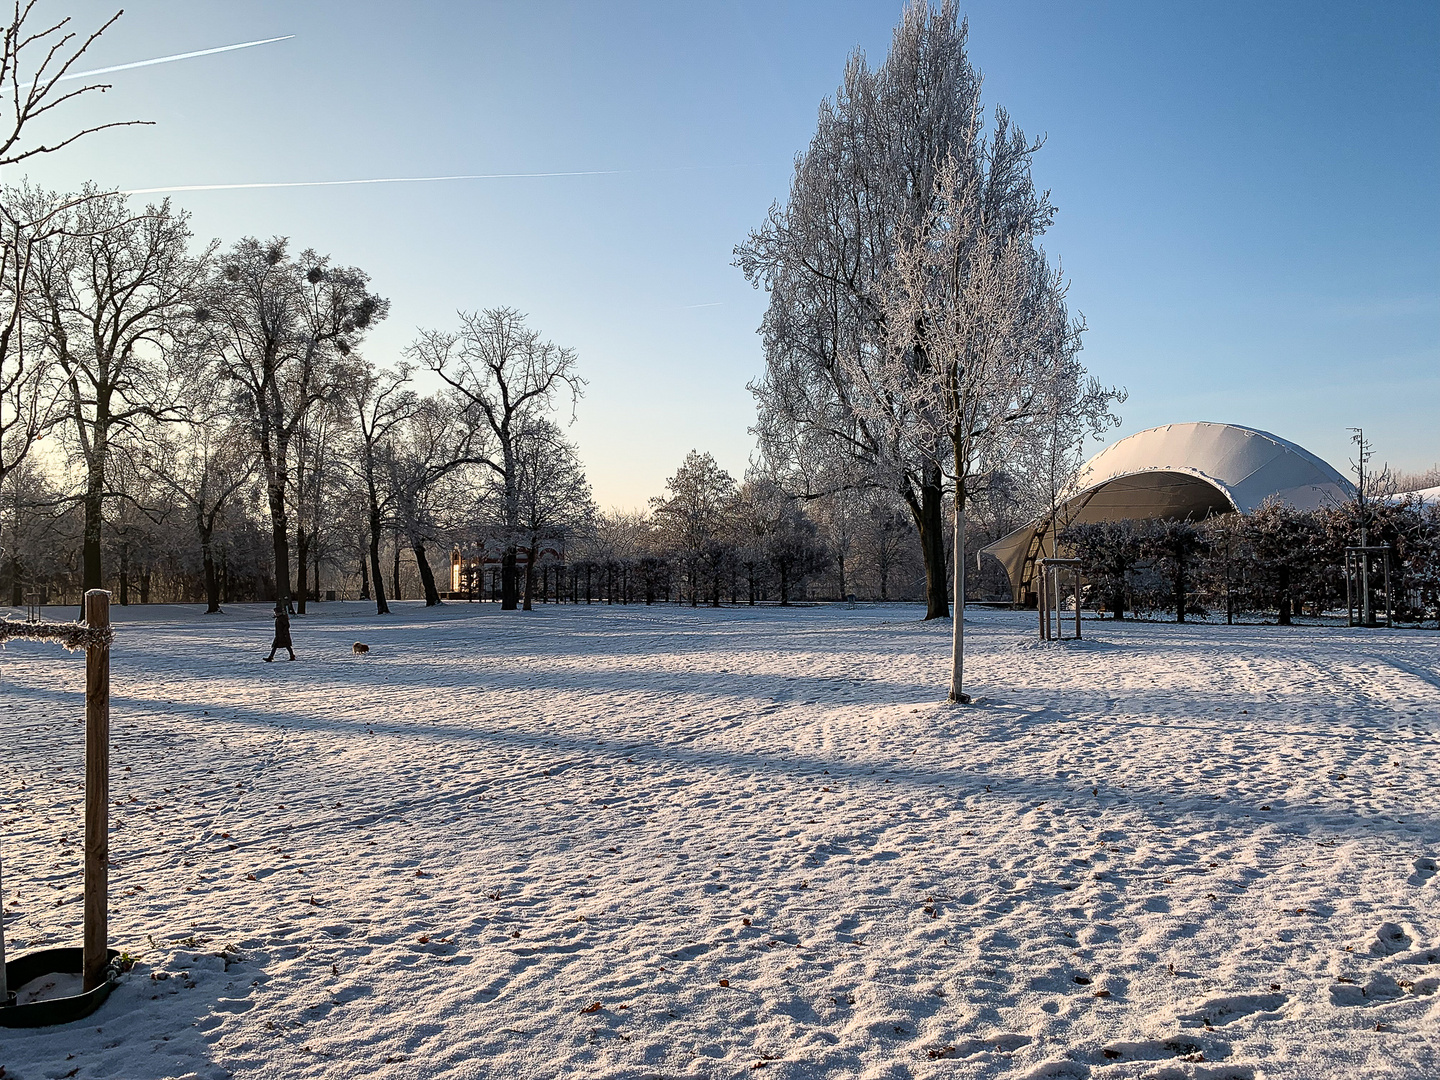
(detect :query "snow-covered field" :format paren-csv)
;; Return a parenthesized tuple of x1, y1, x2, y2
(1, 601, 1437, 1080)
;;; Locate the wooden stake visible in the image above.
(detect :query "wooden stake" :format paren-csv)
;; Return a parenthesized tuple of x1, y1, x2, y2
(1, 854, 9, 1005)
(83, 589, 111, 992)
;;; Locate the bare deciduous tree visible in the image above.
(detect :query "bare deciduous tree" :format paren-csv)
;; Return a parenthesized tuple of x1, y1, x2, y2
(201, 238, 387, 609)
(510, 418, 593, 610)
(408, 307, 583, 610)
(651, 450, 736, 607)
(26, 188, 211, 593)
(868, 146, 1115, 701)
(389, 391, 483, 606)
(1, 1, 145, 168)
(344, 359, 415, 615)
(142, 394, 255, 614)
(736, 0, 982, 622)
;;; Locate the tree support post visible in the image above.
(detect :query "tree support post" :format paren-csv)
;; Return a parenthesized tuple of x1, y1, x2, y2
(83, 589, 111, 992)
(1, 857, 9, 1005)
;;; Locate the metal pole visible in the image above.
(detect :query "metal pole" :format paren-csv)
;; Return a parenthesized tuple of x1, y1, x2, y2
(83, 589, 111, 991)
(1038, 566, 1047, 640)
(1384, 550, 1393, 627)
(1054, 566, 1061, 640)
(1345, 551, 1354, 627)
(1074, 567, 1082, 640)
(1361, 531, 1372, 627)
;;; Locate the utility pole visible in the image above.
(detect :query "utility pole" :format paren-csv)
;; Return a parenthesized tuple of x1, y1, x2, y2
(1348, 428, 1373, 627)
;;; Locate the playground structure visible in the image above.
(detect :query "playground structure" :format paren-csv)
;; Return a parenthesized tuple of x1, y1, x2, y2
(1, 590, 120, 1026)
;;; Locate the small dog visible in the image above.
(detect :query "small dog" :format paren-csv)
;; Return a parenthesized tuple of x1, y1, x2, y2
(352, 642, 370, 656)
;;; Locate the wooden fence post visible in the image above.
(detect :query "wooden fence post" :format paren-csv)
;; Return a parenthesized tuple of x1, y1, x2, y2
(83, 589, 111, 991)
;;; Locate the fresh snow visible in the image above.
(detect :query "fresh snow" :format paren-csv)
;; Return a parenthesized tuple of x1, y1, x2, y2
(0, 601, 1436, 1079)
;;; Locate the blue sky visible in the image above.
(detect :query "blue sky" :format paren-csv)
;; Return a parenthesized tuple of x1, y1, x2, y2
(10, 0, 1437, 507)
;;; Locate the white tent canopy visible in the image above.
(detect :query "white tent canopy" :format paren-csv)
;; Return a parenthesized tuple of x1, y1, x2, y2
(981, 422, 1355, 603)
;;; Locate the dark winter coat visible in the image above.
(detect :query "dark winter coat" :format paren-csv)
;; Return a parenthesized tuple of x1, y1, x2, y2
(271, 611, 293, 649)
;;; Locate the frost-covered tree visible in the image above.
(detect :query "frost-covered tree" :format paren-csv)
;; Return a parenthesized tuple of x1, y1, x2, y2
(651, 450, 736, 607)
(869, 141, 1111, 700)
(200, 238, 386, 609)
(25, 189, 211, 594)
(737, 1, 987, 622)
(508, 418, 594, 610)
(343, 360, 416, 615)
(145, 410, 254, 613)
(1139, 519, 1208, 623)
(408, 308, 583, 610)
(388, 391, 483, 606)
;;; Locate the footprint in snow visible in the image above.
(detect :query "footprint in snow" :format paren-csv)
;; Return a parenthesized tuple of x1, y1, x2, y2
(1408, 857, 1436, 887)
(1179, 992, 1287, 1026)
(1019, 1061, 1090, 1080)
(1369, 922, 1413, 956)
(1330, 974, 1404, 1007)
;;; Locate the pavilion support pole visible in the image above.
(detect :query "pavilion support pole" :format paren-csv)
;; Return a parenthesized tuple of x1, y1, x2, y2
(83, 589, 111, 991)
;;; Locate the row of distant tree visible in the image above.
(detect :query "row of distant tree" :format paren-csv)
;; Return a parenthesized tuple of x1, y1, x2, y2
(1060, 494, 1440, 625)
(0, 436, 940, 611)
(1, 181, 595, 615)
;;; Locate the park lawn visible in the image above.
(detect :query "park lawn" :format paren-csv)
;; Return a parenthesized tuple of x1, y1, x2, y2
(0, 601, 1436, 1079)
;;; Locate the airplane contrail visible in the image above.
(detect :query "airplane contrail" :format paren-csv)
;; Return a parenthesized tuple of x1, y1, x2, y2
(120, 163, 773, 196)
(60, 35, 294, 81)
(121, 169, 630, 195)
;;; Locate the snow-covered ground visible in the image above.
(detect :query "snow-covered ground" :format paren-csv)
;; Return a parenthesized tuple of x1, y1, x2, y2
(1, 601, 1437, 1080)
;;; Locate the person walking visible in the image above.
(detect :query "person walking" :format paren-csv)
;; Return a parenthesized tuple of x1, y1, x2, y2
(265, 603, 296, 662)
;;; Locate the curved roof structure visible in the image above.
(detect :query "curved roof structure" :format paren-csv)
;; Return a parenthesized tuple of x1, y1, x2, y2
(981, 422, 1354, 602)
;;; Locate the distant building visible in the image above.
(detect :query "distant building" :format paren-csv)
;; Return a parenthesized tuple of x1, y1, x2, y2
(449, 534, 565, 596)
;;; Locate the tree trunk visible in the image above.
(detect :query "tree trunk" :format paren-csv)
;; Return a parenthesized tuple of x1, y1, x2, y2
(906, 465, 949, 620)
(360, 557, 371, 600)
(200, 523, 222, 614)
(413, 539, 441, 606)
(369, 508, 389, 614)
(523, 550, 535, 611)
(295, 525, 309, 615)
(948, 474, 970, 704)
(117, 544, 129, 606)
(267, 477, 292, 609)
(82, 482, 104, 595)
(501, 547, 519, 609)
(392, 536, 402, 602)
(138, 568, 150, 604)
